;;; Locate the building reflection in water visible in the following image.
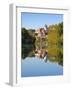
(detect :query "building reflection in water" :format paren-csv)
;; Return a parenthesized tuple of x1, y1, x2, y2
(35, 49, 48, 61)
(34, 28, 48, 62)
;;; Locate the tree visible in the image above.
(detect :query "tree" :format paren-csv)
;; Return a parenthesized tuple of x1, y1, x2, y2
(21, 28, 36, 59)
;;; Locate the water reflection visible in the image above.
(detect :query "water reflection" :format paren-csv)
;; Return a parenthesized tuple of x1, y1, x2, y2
(22, 28, 63, 66)
(22, 41, 63, 66)
(35, 49, 48, 60)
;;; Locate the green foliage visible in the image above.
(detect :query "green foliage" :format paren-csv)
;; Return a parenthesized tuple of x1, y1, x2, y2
(21, 28, 35, 59)
(47, 22, 63, 66)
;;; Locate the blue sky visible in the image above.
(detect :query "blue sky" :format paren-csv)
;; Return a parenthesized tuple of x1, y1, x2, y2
(21, 12, 63, 29)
